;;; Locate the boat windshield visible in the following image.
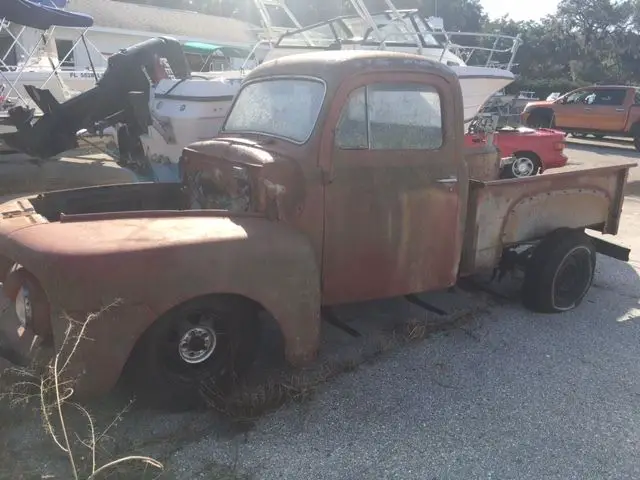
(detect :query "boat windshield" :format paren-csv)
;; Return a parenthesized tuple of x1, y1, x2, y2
(277, 21, 350, 47)
(276, 11, 441, 48)
(222, 78, 326, 144)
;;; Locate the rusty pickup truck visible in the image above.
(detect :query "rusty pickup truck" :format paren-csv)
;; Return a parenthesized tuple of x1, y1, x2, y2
(0, 51, 635, 410)
(521, 85, 640, 150)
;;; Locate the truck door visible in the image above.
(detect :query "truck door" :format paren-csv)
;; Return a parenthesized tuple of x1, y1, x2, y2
(319, 73, 467, 305)
(553, 88, 595, 129)
(583, 87, 629, 132)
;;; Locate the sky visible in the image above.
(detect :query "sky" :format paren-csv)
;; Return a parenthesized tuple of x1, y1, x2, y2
(480, 0, 560, 21)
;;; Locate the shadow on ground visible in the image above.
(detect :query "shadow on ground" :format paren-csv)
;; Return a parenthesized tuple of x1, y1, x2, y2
(565, 138, 640, 159)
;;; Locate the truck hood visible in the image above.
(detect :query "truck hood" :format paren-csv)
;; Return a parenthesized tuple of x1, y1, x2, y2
(181, 137, 306, 222)
(523, 100, 554, 110)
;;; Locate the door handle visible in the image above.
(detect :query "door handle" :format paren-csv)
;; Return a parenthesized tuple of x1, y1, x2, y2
(584, 107, 592, 111)
(436, 177, 458, 184)
(616, 108, 625, 112)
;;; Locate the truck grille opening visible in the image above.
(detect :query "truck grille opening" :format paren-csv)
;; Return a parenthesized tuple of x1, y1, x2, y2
(185, 165, 251, 213)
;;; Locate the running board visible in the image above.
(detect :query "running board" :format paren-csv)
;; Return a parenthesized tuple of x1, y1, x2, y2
(321, 307, 361, 337)
(405, 294, 448, 315)
(589, 236, 631, 262)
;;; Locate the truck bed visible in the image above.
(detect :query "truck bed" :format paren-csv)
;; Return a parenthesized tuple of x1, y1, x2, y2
(460, 161, 635, 275)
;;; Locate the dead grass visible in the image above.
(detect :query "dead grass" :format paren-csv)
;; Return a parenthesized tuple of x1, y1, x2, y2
(205, 309, 482, 424)
(1, 298, 485, 479)
(0, 305, 163, 480)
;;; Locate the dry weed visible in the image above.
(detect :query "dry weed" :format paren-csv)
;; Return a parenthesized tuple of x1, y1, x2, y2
(0, 304, 163, 479)
(203, 314, 459, 423)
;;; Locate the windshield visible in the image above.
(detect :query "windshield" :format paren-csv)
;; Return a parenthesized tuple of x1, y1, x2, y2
(223, 78, 326, 143)
(342, 13, 441, 47)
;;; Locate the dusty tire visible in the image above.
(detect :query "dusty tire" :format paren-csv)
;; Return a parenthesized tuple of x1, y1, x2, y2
(124, 295, 261, 411)
(522, 229, 596, 313)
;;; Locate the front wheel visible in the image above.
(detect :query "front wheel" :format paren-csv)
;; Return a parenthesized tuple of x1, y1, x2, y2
(124, 296, 262, 411)
(522, 229, 596, 313)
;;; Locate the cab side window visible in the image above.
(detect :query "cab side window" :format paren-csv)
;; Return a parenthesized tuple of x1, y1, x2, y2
(592, 88, 626, 106)
(368, 83, 442, 150)
(335, 83, 443, 150)
(565, 90, 593, 104)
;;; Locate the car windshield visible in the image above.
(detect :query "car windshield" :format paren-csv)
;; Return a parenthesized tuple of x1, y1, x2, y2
(223, 78, 326, 143)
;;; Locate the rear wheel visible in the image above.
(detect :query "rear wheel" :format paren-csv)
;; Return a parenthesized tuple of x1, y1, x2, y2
(124, 296, 262, 411)
(522, 229, 596, 313)
(502, 152, 541, 178)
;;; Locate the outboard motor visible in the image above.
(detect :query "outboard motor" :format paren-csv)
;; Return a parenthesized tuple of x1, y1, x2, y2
(0, 36, 191, 160)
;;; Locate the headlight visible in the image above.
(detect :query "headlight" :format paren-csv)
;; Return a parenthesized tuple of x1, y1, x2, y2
(15, 285, 32, 329)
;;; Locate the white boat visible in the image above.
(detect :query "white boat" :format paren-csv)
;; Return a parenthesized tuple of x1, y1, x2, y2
(139, 0, 521, 180)
(2, 0, 522, 186)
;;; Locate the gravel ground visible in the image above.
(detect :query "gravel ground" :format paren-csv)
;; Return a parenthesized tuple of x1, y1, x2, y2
(1, 142, 640, 479)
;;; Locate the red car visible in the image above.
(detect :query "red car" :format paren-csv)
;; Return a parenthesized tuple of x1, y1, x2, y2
(465, 126, 568, 178)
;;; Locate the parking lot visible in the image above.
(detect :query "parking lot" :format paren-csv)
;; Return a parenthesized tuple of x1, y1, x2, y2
(1, 138, 640, 480)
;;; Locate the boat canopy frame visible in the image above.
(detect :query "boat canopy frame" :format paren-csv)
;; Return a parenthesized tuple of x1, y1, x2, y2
(0, 0, 106, 111)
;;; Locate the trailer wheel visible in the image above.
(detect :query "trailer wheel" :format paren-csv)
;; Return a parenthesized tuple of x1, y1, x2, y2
(124, 295, 261, 411)
(522, 229, 596, 313)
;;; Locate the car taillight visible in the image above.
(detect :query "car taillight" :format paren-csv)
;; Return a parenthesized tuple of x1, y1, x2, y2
(554, 141, 565, 151)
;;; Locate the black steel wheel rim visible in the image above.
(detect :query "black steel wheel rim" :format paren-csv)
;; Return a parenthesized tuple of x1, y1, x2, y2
(160, 310, 230, 384)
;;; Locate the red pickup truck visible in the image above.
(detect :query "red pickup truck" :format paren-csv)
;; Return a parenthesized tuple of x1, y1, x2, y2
(465, 126, 568, 178)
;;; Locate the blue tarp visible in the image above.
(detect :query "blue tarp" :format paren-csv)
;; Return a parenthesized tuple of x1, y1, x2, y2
(0, 0, 94, 30)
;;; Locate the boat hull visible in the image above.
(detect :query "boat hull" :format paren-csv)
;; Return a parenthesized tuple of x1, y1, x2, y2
(450, 66, 515, 122)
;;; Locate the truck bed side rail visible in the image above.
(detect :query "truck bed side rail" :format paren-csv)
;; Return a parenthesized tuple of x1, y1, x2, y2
(460, 162, 635, 275)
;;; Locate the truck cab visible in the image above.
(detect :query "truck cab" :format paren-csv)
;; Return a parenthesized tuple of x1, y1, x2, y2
(182, 51, 469, 305)
(0, 51, 635, 410)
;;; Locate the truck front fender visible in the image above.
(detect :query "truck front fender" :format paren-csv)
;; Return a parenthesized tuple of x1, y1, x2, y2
(8, 215, 321, 397)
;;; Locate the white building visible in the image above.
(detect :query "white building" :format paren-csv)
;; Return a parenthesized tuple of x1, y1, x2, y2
(0, 0, 261, 70)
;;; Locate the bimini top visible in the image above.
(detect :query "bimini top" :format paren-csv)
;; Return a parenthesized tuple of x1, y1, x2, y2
(0, 0, 94, 30)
